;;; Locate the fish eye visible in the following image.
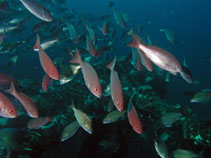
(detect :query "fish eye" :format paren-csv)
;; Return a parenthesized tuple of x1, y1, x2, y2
(117, 102, 120, 106)
(9, 109, 14, 114)
(94, 88, 98, 92)
(51, 72, 55, 75)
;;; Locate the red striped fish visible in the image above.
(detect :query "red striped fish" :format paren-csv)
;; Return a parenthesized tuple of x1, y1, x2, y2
(34, 34, 59, 80)
(7, 82, 39, 118)
(106, 57, 124, 112)
(69, 49, 102, 98)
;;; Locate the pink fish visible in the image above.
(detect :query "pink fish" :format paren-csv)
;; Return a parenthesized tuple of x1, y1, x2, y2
(42, 73, 51, 92)
(20, 0, 52, 22)
(127, 30, 182, 75)
(128, 105, 142, 134)
(86, 35, 97, 57)
(102, 20, 110, 35)
(27, 117, 51, 129)
(106, 57, 124, 112)
(0, 73, 20, 90)
(7, 82, 39, 118)
(69, 49, 102, 98)
(0, 92, 17, 118)
(137, 49, 153, 72)
(34, 34, 59, 80)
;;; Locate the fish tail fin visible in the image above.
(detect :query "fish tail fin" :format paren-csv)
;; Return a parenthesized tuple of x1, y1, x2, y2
(7, 82, 17, 95)
(69, 48, 82, 64)
(127, 28, 141, 48)
(33, 34, 41, 51)
(106, 56, 116, 70)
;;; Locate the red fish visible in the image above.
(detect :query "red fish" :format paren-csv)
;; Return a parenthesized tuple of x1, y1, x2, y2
(106, 57, 124, 112)
(0, 73, 20, 90)
(27, 117, 51, 129)
(86, 34, 97, 57)
(69, 49, 102, 98)
(128, 105, 143, 134)
(34, 34, 59, 80)
(42, 73, 51, 92)
(128, 30, 182, 75)
(0, 92, 17, 118)
(137, 49, 153, 72)
(102, 20, 110, 35)
(7, 82, 39, 118)
(20, 0, 52, 22)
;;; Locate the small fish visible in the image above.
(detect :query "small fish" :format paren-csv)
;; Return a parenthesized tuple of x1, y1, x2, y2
(190, 91, 211, 103)
(34, 34, 60, 80)
(7, 82, 39, 118)
(7, 55, 19, 68)
(128, 104, 143, 134)
(0, 73, 20, 90)
(179, 59, 193, 84)
(112, 8, 126, 29)
(86, 34, 97, 57)
(0, 92, 17, 118)
(86, 24, 96, 44)
(127, 29, 182, 75)
(154, 139, 169, 158)
(42, 73, 51, 92)
(160, 28, 177, 44)
(66, 23, 78, 43)
(33, 39, 58, 51)
(60, 120, 80, 142)
(69, 49, 102, 98)
(27, 117, 51, 129)
(20, 0, 52, 22)
(0, 26, 18, 34)
(71, 101, 93, 134)
(102, 20, 110, 35)
(106, 57, 124, 112)
(160, 112, 181, 128)
(103, 110, 125, 124)
(131, 48, 142, 71)
(173, 149, 199, 158)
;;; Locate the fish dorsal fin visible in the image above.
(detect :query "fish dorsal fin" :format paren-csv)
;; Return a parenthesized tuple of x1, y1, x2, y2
(69, 48, 82, 64)
(106, 56, 116, 70)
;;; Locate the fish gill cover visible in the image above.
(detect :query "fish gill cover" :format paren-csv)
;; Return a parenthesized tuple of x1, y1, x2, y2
(0, 0, 211, 158)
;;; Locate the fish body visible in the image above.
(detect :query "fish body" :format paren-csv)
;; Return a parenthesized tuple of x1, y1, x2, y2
(27, 117, 51, 129)
(33, 39, 58, 51)
(20, 0, 52, 22)
(160, 28, 177, 44)
(86, 34, 97, 57)
(160, 112, 181, 128)
(66, 23, 78, 43)
(179, 66, 193, 84)
(128, 30, 182, 74)
(7, 82, 39, 118)
(173, 149, 199, 158)
(34, 34, 59, 80)
(128, 105, 142, 134)
(103, 110, 125, 124)
(60, 120, 80, 142)
(0, 92, 17, 118)
(86, 24, 96, 44)
(191, 91, 211, 103)
(69, 49, 102, 98)
(0, 73, 20, 90)
(42, 73, 51, 92)
(71, 105, 92, 134)
(154, 139, 169, 158)
(131, 48, 142, 71)
(106, 57, 124, 112)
